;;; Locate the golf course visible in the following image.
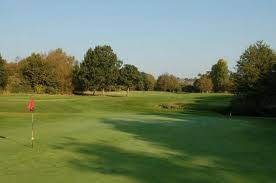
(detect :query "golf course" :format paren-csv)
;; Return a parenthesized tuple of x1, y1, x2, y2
(0, 92, 275, 183)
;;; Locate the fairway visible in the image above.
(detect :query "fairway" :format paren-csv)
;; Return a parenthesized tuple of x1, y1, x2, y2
(0, 92, 275, 183)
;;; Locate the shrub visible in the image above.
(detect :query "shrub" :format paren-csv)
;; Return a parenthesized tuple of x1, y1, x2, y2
(34, 85, 45, 94)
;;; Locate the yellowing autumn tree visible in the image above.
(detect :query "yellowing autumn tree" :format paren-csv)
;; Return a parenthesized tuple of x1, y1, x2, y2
(45, 48, 75, 94)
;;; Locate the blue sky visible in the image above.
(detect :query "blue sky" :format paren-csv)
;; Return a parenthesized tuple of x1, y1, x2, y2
(1, 0, 276, 77)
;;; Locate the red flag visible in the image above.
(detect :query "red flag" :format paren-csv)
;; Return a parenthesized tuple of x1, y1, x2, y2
(28, 98, 35, 112)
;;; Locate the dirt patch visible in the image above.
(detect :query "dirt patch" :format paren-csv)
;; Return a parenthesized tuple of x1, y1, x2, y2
(158, 102, 185, 110)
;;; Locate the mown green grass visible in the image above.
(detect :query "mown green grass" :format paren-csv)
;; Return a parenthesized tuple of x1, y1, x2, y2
(0, 92, 275, 183)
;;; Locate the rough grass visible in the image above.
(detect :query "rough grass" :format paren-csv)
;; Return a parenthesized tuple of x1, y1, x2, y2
(0, 92, 275, 183)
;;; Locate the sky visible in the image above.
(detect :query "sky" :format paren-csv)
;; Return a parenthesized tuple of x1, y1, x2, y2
(1, 0, 276, 78)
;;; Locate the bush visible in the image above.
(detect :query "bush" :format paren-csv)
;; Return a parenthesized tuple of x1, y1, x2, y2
(182, 85, 196, 92)
(6, 76, 32, 93)
(230, 95, 276, 117)
(34, 85, 45, 94)
(45, 86, 58, 94)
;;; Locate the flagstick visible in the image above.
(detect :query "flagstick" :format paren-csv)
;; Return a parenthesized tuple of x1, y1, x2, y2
(31, 112, 34, 148)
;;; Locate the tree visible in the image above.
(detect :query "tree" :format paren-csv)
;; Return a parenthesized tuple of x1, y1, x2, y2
(0, 54, 8, 91)
(210, 59, 229, 92)
(182, 85, 196, 93)
(45, 48, 75, 94)
(119, 64, 141, 96)
(232, 41, 276, 116)
(235, 41, 276, 95)
(80, 46, 122, 94)
(224, 72, 236, 93)
(194, 73, 213, 93)
(141, 72, 156, 91)
(20, 53, 58, 93)
(72, 63, 86, 92)
(156, 73, 179, 92)
(79, 48, 96, 92)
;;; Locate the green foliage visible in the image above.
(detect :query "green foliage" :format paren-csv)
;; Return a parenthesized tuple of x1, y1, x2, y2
(194, 73, 213, 93)
(34, 85, 45, 94)
(235, 41, 276, 95)
(5, 50, 74, 94)
(119, 64, 141, 90)
(135, 79, 145, 91)
(224, 72, 236, 93)
(20, 53, 58, 93)
(5, 61, 33, 93)
(2, 41, 275, 107)
(0, 54, 8, 90)
(182, 85, 196, 92)
(210, 59, 229, 92)
(6, 75, 32, 93)
(141, 72, 156, 91)
(80, 46, 122, 92)
(72, 63, 86, 92)
(156, 73, 179, 92)
(232, 41, 276, 116)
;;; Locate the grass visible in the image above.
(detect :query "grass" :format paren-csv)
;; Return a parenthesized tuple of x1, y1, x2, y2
(0, 92, 275, 183)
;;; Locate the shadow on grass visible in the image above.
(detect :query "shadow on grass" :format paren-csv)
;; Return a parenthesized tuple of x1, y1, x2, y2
(52, 94, 276, 182)
(73, 91, 126, 98)
(161, 94, 233, 115)
(100, 117, 276, 179)
(54, 140, 219, 183)
(53, 114, 276, 182)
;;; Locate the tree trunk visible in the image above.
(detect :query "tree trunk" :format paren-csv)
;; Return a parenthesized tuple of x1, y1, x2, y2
(102, 88, 105, 96)
(93, 89, 96, 96)
(126, 87, 129, 96)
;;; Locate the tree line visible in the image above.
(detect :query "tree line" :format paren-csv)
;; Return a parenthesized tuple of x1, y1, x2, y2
(0, 46, 157, 95)
(191, 41, 276, 116)
(0, 41, 275, 116)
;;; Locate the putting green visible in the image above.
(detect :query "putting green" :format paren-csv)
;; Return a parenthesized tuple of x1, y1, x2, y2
(0, 92, 275, 183)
